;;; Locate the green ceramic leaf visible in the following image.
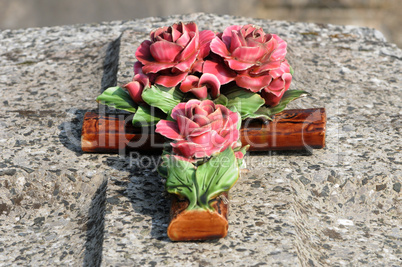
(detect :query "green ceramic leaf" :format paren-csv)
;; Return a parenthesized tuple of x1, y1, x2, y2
(132, 105, 166, 127)
(163, 156, 198, 210)
(141, 85, 184, 114)
(195, 148, 239, 210)
(260, 90, 311, 117)
(213, 94, 228, 106)
(225, 87, 265, 119)
(289, 65, 294, 76)
(96, 86, 137, 113)
(243, 112, 272, 121)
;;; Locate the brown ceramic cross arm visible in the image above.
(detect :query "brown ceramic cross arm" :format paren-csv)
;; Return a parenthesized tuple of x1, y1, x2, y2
(81, 108, 326, 153)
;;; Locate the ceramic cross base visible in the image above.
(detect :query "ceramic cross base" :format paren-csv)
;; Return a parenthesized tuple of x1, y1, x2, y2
(168, 192, 229, 241)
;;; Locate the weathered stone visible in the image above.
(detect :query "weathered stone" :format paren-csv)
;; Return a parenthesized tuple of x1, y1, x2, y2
(0, 13, 401, 266)
(393, 183, 401, 193)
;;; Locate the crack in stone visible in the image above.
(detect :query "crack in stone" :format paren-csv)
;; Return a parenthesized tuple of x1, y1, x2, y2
(83, 34, 122, 267)
(83, 176, 108, 267)
(100, 34, 122, 92)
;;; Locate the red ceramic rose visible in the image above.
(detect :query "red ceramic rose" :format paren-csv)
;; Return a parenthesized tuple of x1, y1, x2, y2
(204, 24, 292, 106)
(135, 22, 215, 90)
(123, 71, 150, 103)
(155, 100, 241, 159)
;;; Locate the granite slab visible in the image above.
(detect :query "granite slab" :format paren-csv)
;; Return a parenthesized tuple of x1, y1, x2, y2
(0, 13, 401, 266)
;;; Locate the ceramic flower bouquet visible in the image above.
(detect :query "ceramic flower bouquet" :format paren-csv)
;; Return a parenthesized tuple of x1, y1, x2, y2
(96, 22, 310, 241)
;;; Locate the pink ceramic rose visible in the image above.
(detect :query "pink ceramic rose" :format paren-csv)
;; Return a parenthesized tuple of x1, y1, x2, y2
(155, 100, 241, 159)
(135, 22, 215, 89)
(204, 24, 292, 106)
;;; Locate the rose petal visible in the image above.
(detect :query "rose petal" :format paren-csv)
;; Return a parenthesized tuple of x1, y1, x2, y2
(199, 99, 215, 114)
(192, 114, 210, 127)
(175, 30, 190, 47)
(170, 25, 182, 42)
(135, 40, 153, 64)
(242, 24, 257, 37)
(207, 107, 223, 121)
(199, 73, 221, 98)
(282, 73, 292, 90)
(267, 77, 285, 93)
(229, 30, 246, 52)
(176, 32, 199, 62)
(176, 115, 200, 136)
(220, 112, 239, 136)
(179, 75, 200, 93)
(141, 61, 176, 74)
(246, 37, 266, 49)
(133, 73, 149, 86)
(162, 32, 173, 42)
(203, 60, 236, 85)
(222, 25, 242, 47)
(124, 81, 144, 103)
(235, 73, 273, 92)
(261, 88, 284, 107)
(151, 26, 169, 41)
(210, 37, 231, 58)
(173, 51, 198, 72)
(250, 61, 282, 75)
(216, 104, 230, 118)
(172, 141, 205, 158)
(183, 22, 198, 35)
(154, 71, 188, 87)
(133, 61, 144, 75)
(191, 60, 204, 73)
(231, 46, 266, 64)
(263, 73, 291, 105)
(208, 119, 223, 132)
(189, 86, 208, 99)
(269, 60, 290, 78)
(189, 131, 212, 146)
(181, 99, 200, 120)
(198, 30, 216, 59)
(269, 34, 287, 61)
(264, 34, 278, 51)
(149, 40, 183, 63)
(220, 128, 239, 145)
(225, 58, 255, 71)
(209, 131, 227, 148)
(193, 105, 208, 117)
(124, 73, 149, 103)
(170, 102, 186, 120)
(188, 123, 211, 137)
(155, 120, 183, 140)
(259, 36, 278, 62)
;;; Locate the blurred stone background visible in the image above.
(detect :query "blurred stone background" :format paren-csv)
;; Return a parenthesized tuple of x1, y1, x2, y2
(0, 0, 400, 47)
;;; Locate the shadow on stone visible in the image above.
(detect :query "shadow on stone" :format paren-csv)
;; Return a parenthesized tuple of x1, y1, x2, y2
(58, 108, 89, 156)
(104, 154, 171, 241)
(100, 33, 121, 92)
(83, 176, 108, 267)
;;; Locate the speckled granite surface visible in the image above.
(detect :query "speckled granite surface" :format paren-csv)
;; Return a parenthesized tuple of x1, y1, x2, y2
(0, 13, 401, 266)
